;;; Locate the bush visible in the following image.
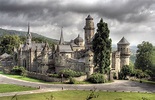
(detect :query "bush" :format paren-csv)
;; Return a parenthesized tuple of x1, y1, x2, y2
(48, 74, 59, 78)
(59, 69, 84, 78)
(68, 77, 76, 84)
(11, 66, 26, 76)
(113, 72, 117, 79)
(119, 65, 132, 80)
(134, 69, 149, 79)
(88, 73, 105, 83)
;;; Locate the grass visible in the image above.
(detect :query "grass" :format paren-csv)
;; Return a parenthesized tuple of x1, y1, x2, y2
(0, 84, 37, 93)
(0, 71, 91, 84)
(0, 90, 155, 100)
(131, 78, 155, 85)
(0, 72, 46, 83)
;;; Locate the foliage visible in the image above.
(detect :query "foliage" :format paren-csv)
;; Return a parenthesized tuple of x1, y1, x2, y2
(1, 90, 155, 100)
(92, 18, 112, 74)
(86, 89, 99, 100)
(48, 74, 59, 78)
(59, 69, 84, 78)
(134, 69, 149, 79)
(135, 41, 153, 71)
(88, 73, 105, 83)
(113, 72, 117, 79)
(0, 35, 22, 54)
(119, 65, 132, 80)
(68, 77, 76, 84)
(11, 66, 26, 76)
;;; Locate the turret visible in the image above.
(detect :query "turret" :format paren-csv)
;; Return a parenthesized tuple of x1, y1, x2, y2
(74, 34, 84, 46)
(117, 37, 130, 68)
(84, 15, 95, 49)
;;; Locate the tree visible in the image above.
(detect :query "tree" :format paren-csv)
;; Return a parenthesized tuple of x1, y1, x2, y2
(119, 65, 132, 79)
(0, 35, 22, 54)
(135, 41, 153, 71)
(92, 18, 112, 74)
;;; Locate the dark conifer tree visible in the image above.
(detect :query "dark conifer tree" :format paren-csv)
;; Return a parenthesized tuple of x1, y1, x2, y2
(92, 18, 112, 74)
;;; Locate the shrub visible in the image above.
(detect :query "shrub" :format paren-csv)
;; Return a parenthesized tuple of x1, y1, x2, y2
(68, 77, 76, 84)
(11, 66, 26, 75)
(113, 72, 117, 79)
(59, 69, 84, 78)
(134, 69, 149, 79)
(119, 65, 132, 80)
(48, 74, 59, 78)
(88, 73, 105, 83)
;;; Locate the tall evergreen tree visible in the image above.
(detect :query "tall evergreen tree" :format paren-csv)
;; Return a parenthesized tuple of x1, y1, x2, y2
(92, 18, 112, 74)
(135, 41, 153, 71)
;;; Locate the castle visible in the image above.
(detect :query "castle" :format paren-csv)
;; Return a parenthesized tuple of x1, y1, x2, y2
(14, 15, 130, 77)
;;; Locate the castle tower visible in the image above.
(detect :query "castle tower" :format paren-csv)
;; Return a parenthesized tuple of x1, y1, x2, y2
(26, 23, 32, 45)
(117, 37, 130, 68)
(84, 15, 95, 49)
(85, 50, 94, 78)
(59, 27, 64, 45)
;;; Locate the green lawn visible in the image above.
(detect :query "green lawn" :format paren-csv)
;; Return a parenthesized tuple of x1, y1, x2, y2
(131, 79, 155, 85)
(0, 71, 91, 84)
(0, 84, 37, 93)
(0, 90, 154, 100)
(0, 72, 45, 83)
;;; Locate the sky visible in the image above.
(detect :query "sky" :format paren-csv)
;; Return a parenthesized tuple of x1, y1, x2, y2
(0, 0, 155, 46)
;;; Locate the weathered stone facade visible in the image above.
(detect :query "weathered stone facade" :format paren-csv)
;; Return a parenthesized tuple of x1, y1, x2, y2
(12, 15, 130, 78)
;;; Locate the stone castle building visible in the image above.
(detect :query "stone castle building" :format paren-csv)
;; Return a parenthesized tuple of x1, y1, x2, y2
(13, 15, 130, 77)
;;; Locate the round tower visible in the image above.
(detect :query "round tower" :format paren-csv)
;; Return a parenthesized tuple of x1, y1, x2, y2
(117, 37, 130, 68)
(84, 15, 95, 49)
(85, 50, 94, 78)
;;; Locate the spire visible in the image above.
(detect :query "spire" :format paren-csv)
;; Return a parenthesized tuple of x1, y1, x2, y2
(26, 23, 32, 44)
(27, 23, 32, 39)
(59, 27, 64, 45)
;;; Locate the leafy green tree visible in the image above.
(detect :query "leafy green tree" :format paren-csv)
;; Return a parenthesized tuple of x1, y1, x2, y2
(0, 35, 22, 54)
(92, 18, 112, 74)
(119, 65, 132, 79)
(135, 41, 153, 71)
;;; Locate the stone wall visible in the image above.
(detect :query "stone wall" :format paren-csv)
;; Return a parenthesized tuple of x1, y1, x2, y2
(27, 71, 87, 82)
(27, 71, 66, 82)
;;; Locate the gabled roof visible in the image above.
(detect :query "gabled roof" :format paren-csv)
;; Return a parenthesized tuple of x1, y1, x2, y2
(0, 53, 11, 58)
(117, 37, 130, 45)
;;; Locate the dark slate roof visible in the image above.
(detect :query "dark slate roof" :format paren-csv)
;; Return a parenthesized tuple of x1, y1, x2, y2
(86, 15, 93, 20)
(74, 34, 83, 43)
(70, 40, 78, 47)
(58, 45, 73, 53)
(117, 37, 130, 45)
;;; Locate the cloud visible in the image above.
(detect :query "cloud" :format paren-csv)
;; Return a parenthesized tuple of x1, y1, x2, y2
(0, 0, 154, 45)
